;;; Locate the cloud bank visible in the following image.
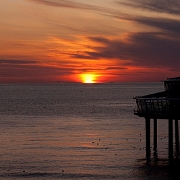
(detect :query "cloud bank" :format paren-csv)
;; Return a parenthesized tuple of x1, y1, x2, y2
(73, 32, 180, 70)
(117, 0, 180, 15)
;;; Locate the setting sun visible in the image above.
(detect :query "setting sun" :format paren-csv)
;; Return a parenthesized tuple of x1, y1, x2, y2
(80, 74, 97, 83)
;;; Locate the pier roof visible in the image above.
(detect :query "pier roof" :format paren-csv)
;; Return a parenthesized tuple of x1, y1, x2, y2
(165, 76, 180, 81)
(134, 76, 180, 119)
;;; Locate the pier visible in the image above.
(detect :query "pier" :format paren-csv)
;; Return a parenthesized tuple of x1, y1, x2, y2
(134, 77, 180, 158)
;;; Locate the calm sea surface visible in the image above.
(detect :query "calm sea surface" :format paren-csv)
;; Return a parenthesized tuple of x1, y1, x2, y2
(0, 82, 180, 180)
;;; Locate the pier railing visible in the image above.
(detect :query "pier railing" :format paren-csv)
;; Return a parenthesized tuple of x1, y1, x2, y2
(134, 97, 180, 118)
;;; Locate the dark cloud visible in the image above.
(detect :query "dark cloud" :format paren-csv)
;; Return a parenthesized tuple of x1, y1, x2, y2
(126, 33, 180, 67)
(30, 0, 93, 9)
(0, 60, 39, 65)
(89, 37, 111, 44)
(73, 32, 180, 69)
(29, 0, 128, 19)
(106, 66, 127, 70)
(0, 59, 75, 78)
(117, 0, 180, 15)
(115, 0, 180, 36)
(136, 17, 180, 35)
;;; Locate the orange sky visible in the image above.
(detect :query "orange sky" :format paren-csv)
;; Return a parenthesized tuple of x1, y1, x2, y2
(0, 0, 180, 83)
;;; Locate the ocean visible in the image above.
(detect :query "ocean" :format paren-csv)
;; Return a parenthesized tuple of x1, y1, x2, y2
(0, 82, 180, 180)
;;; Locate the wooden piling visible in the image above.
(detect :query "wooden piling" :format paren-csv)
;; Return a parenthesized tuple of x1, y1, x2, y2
(168, 119, 173, 159)
(154, 118, 157, 151)
(175, 119, 179, 157)
(145, 117, 150, 158)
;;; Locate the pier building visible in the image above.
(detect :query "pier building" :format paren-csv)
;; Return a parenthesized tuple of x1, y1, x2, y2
(134, 77, 180, 158)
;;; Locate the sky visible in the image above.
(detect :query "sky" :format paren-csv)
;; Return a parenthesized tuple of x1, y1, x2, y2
(0, 0, 180, 83)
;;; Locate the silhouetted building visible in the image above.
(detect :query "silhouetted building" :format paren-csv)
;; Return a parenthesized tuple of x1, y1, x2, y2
(134, 77, 180, 119)
(134, 77, 180, 158)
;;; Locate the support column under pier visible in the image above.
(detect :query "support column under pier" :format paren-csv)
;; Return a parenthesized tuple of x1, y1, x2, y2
(145, 117, 150, 158)
(154, 118, 157, 151)
(175, 119, 179, 157)
(168, 119, 173, 159)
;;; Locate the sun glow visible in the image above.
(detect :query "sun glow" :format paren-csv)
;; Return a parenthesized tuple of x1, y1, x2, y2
(81, 73, 97, 83)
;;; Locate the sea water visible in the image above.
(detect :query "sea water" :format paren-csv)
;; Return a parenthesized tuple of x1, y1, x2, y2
(0, 82, 179, 180)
